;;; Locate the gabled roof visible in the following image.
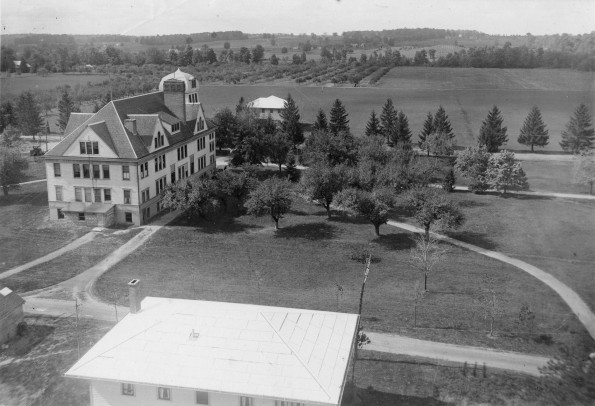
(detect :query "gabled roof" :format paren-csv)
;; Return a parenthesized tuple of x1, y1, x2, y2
(248, 95, 287, 110)
(64, 113, 94, 135)
(87, 121, 116, 153)
(65, 298, 358, 405)
(0, 284, 25, 320)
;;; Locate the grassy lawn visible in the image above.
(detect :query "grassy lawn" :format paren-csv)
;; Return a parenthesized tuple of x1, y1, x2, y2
(2, 228, 142, 294)
(397, 192, 595, 309)
(95, 197, 592, 356)
(0, 315, 113, 406)
(0, 182, 89, 272)
(350, 350, 552, 406)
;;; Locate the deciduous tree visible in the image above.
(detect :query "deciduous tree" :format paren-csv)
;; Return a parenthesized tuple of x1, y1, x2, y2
(406, 186, 464, 241)
(560, 103, 595, 153)
(303, 130, 358, 167)
(478, 105, 508, 152)
(301, 163, 347, 218)
(365, 110, 382, 137)
(0, 145, 29, 196)
(573, 151, 595, 195)
(486, 150, 529, 194)
(518, 105, 549, 152)
(336, 187, 394, 236)
(0, 101, 16, 133)
(476, 273, 505, 337)
(267, 131, 292, 172)
(329, 99, 349, 136)
(455, 145, 491, 192)
(252, 45, 265, 64)
(410, 234, 446, 292)
(212, 107, 237, 150)
(246, 177, 293, 230)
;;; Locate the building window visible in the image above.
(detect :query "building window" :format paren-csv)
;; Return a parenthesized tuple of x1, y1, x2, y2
(125, 212, 132, 223)
(275, 402, 304, 406)
(140, 162, 149, 179)
(209, 141, 215, 152)
(155, 131, 165, 149)
(78, 212, 85, 221)
(94, 188, 102, 203)
(209, 133, 214, 140)
(198, 137, 205, 150)
(177, 145, 188, 161)
(55, 186, 63, 201)
(57, 208, 64, 219)
(93, 164, 100, 179)
(141, 188, 150, 203)
(210, 155, 215, 165)
(84, 187, 92, 202)
(104, 189, 111, 202)
(190, 154, 195, 174)
(240, 397, 253, 406)
(121, 383, 135, 396)
(80, 141, 99, 155)
(83, 164, 90, 178)
(73, 164, 81, 178)
(122, 165, 130, 180)
(170, 164, 176, 183)
(103, 165, 110, 179)
(196, 391, 208, 405)
(124, 189, 131, 204)
(53, 163, 61, 177)
(157, 387, 171, 400)
(191, 79, 197, 88)
(74, 187, 82, 202)
(172, 122, 180, 133)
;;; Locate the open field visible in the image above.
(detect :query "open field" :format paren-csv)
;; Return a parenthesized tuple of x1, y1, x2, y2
(0, 182, 89, 272)
(94, 197, 592, 356)
(0, 315, 113, 406)
(397, 192, 595, 309)
(0, 73, 108, 97)
(199, 69, 594, 151)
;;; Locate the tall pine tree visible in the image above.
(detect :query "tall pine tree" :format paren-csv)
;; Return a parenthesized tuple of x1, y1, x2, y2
(478, 105, 508, 153)
(392, 110, 412, 148)
(329, 99, 349, 135)
(380, 98, 398, 144)
(433, 106, 454, 139)
(313, 109, 328, 132)
(560, 104, 595, 153)
(518, 105, 549, 152)
(418, 111, 434, 156)
(365, 110, 382, 137)
(280, 94, 304, 146)
(15, 91, 43, 140)
(58, 88, 76, 131)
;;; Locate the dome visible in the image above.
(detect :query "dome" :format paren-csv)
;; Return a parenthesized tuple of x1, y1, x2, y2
(158, 68, 198, 93)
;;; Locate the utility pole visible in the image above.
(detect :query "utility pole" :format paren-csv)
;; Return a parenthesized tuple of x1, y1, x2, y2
(114, 302, 118, 322)
(75, 298, 82, 359)
(352, 254, 371, 385)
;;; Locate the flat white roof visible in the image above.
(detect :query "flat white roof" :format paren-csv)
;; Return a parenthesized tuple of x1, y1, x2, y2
(65, 297, 358, 405)
(247, 95, 287, 110)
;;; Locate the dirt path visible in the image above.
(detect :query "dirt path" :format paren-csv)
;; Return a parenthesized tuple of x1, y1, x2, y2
(387, 220, 595, 341)
(0, 230, 98, 279)
(365, 332, 549, 376)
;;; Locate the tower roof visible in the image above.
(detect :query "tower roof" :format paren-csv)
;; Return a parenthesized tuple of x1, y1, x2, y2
(158, 68, 197, 93)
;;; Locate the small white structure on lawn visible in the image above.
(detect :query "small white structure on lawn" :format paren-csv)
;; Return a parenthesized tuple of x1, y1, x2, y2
(247, 96, 286, 121)
(0, 284, 25, 344)
(65, 279, 358, 406)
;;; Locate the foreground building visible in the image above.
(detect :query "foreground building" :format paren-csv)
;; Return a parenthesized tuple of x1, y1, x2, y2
(247, 95, 286, 121)
(0, 284, 25, 345)
(65, 279, 358, 406)
(44, 69, 216, 226)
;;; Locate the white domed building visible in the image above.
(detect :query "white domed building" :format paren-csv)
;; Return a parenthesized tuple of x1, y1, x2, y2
(44, 69, 216, 226)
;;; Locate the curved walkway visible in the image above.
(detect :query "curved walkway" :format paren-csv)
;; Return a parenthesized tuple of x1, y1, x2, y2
(0, 231, 98, 279)
(448, 185, 595, 200)
(387, 220, 595, 341)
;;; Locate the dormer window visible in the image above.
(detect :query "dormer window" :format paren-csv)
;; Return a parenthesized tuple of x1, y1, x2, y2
(197, 117, 205, 131)
(154, 131, 165, 148)
(172, 123, 180, 133)
(191, 79, 197, 88)
(188, 94, 198, 103)
(80, 141, 99, 155)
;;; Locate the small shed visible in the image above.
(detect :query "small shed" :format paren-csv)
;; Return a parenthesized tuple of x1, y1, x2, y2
(0, 285, 25, 344)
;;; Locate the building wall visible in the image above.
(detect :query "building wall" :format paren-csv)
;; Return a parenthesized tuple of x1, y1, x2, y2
(250, 108, 283, 121)
(0, 305, 24, 345)
(89, 381, 315, 406)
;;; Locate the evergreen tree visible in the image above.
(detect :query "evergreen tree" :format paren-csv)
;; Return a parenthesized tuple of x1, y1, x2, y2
(560, 104, 595, 153)
(433, 106, 454, 139)
(0, 101, 16, 133)
(329, 99, 349, 135)
(280, 94, 303, 146)
(236, 96, 246, 114)
(418, 112, 434, 156)
(518, 105, 549, 152)
(313, 109, 328, 132)
(380, 98, 398, 144)
(365, 110, 382, 137)
(15, 91, 43, 140)
(392, 111, 412, 148)
(58, 89, 76, 131)
(478, 105, 508, 152)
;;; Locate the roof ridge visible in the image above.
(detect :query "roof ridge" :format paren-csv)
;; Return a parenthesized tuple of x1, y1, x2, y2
(112, 90, 162, 103)
(259, 312, 332, 400)
(110, 101, 138, 158)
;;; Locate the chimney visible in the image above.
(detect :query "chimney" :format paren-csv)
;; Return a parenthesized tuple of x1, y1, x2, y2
(123, 119, 137, 135)
(163, 79, 186, 123)
(128, 279, 142, 314)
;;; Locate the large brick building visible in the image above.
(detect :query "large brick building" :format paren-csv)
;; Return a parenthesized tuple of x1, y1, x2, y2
(44, 69, 216, 226)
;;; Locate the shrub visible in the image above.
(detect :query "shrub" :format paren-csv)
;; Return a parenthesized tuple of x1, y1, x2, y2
(17, 321, 27, 337)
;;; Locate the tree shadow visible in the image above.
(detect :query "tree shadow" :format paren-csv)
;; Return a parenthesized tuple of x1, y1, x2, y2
(0, 192, 48, 207)
(373, 232, 417, 251)
(457, 199, 490, 208)
(328, 214, 369, 226)
(172, 215, 262, 234)
(275, 222, 338, 241)
(445, 231, 498, 251)
(344, 385, 452, 406)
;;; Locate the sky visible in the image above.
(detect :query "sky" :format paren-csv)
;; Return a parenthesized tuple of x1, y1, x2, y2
(1, 0, 594, 37)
